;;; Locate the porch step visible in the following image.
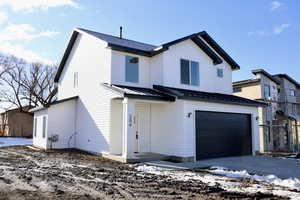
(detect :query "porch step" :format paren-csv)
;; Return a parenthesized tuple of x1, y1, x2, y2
(102, 152, 170, 163)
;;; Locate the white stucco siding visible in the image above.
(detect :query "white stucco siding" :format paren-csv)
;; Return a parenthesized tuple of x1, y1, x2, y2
(58, 33, 111, 100)
(111, 51, 151, 88)
(47, 99, 77, 149)
(183, 101, 261, 158)
(150, 101, 186, 157)
(162, 39, 233, 94)
(33, 109, 48, 149)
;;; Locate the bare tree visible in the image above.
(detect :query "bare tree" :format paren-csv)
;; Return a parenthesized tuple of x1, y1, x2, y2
(0, 55, 57, 111)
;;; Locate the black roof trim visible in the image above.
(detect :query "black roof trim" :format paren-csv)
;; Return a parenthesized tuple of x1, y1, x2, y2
(199, 32, 240, 70)
(191, 37, 223, 65)
(273, 74, 300, 87)
(50, 96, 79, 106)
(233, 78, 261, 86)
(153, 85, 267, 107)
(102, 83, 175, 102)
(108, 43, 152, 57)
(252, 69, 280, 85)
(54, 31, 79, 82)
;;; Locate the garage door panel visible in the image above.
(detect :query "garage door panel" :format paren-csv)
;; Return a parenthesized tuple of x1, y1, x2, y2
(196, 111, 252, 160)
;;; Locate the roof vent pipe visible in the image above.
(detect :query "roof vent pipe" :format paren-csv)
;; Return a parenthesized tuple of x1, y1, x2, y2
(120, 26, 123, 39)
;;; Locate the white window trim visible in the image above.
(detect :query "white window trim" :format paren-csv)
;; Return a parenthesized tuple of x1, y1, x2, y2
(73, 72, 78, 88)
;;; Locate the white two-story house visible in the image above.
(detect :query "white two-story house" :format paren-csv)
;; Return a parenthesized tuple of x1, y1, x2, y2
(31, 28, 265, 162)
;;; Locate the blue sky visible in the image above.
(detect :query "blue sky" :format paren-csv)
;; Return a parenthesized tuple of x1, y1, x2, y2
(0, 0, 299, 82)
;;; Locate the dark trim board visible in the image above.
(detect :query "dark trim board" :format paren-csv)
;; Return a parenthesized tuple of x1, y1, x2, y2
(153, 85, 267, 107)
(54, 31, 79, 82)
(195, 110, 253, 160)
(191, 37, 223, 65)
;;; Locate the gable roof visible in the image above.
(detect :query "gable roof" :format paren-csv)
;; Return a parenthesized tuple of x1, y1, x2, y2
(252, 69, 280, 85)
(273, 74, 300, 87)
(54, 28, 240, 82)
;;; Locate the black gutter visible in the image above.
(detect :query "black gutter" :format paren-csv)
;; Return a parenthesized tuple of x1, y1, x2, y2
(107, 43, 152, 57)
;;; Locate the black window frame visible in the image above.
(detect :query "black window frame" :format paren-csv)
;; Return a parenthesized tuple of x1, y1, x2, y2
(217, 68, 224, 78)
(180, 59, 199, 86)
(125, 55, 139, 83)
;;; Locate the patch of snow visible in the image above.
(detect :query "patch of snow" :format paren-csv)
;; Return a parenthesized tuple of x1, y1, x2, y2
(0, 137, 32, 148)
(210, 166, 300, 189)
(136, 165, 165, 174)
(136, 164, 300, 199)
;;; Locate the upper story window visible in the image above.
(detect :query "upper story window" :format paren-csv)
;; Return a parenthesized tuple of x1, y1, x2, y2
(180, 59, 199, 86)
(125, 56, 139, 83)
(73, 72, 78, 88)
(290, 89, 295, 96)
(264, 84, 271, 99)
(233, 87, 242, 93)
(217, 68, 224, 78)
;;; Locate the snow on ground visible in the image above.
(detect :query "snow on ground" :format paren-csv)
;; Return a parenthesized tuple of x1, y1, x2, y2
(0, 137, 32, 148)
(210, 166, 300, 189)
(136, 165, 300, 200)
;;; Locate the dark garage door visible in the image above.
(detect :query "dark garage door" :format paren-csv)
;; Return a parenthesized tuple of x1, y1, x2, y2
(196, 111, 252, 160)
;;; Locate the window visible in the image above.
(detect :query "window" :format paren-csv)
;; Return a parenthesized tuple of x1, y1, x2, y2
(264, 84, 271, 99)
(217, 68, 223, 78)
(73, 72, 78, 88)
(266, 121, 271, 143)
(34, 118, 37, 137)
(180, 59, 199, 86)
(42, 116, 47, 138)
(290, 89, 295, 96)
(125, 56, 139, 83)
(233, 87, 242, 93)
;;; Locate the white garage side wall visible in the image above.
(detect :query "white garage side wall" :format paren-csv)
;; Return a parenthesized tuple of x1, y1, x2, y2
(162, 39, 233, 94)
(150, 101, 186, 157)
(58, 33, 111, 100)
(33, 109, 48, 149)
(75, 86, 120, 154)
(183, 101, 261, 159)
(111, 51, 151, 88)
(47, 100, 76, 149)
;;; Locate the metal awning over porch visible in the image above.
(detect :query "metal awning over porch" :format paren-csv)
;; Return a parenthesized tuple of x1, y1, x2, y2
(102, 83, 175, 102)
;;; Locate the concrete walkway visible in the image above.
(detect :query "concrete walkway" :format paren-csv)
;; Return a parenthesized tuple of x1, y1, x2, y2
(146, 155, 300, 179)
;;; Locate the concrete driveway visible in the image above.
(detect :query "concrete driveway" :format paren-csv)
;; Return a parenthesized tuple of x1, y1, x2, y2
(147, 156, 300, 179)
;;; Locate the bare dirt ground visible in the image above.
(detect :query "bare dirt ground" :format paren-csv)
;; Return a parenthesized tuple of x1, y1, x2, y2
(0, 146, 290, 200)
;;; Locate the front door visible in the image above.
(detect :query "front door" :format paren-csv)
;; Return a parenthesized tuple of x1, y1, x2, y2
(134, 104, 150, 153)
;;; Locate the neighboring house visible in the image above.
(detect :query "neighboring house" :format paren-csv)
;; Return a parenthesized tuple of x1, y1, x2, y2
(31, 28, 265, 163)
(233, 70, 300, 152)
(0, 106, 34, 138)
